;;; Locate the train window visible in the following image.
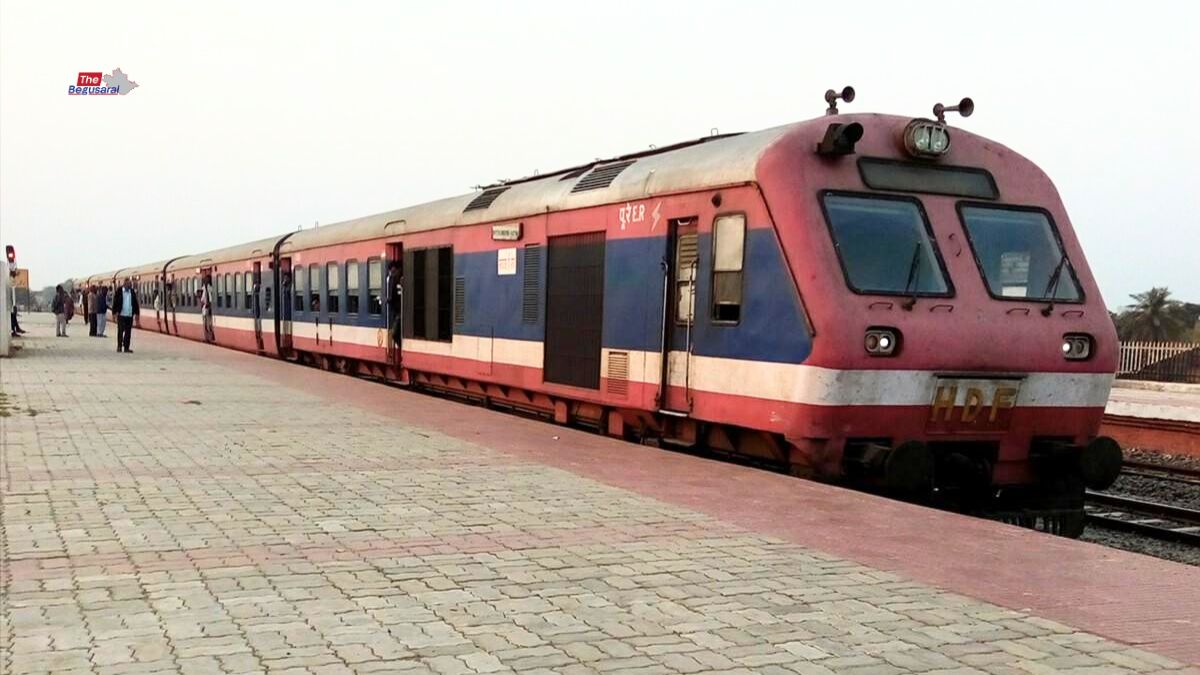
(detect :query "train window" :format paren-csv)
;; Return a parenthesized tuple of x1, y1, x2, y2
(224, 273, 233, 309)
(265, 287, 272, 313)
(821, 192, 951, 297)
(294, 265, 305, 312)
(346, 260, 360, 314)
(244, 272, 252, 309)
(309, 265, 320, 313)
(711, 214, 745, 323)
(326, 262, 340, 314)
(958, 204, 1082, 302)
(367, 258, 382, 315)
(233, 273, 242, 310)
(216, 275, 224, 308)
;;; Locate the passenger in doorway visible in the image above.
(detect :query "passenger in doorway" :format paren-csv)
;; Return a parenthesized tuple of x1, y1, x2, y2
(386, 260, 402, 346)
(87, 286, 97, 336)
(200, 279, 214, 341)
(52, 285, 71, 337)
(95, 285, 110, 337)
(112, 279, 140, 353)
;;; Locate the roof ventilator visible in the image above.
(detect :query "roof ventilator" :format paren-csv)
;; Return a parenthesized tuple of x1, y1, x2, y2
(464, 186, 510, 212)
(570, 160, 636, 193)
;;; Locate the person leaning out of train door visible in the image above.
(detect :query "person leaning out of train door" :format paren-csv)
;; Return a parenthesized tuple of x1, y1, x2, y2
(95, 285, 110, 338)
(386, 259, 402, 346)
(52, 285, 71, 337)
(153, 287, 163, 329)
(200, 278, 214, 341)
(112, 279, 140, 353)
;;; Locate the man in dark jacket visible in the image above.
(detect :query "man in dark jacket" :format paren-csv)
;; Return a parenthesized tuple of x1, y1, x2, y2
(111, 279, 140, 353)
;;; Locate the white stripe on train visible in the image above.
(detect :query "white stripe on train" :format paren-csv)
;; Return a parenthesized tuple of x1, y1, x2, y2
(148, 318, 1113, 408)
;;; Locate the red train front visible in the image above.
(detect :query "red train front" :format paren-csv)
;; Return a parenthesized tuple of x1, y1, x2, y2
(756, 94, 1120, 531)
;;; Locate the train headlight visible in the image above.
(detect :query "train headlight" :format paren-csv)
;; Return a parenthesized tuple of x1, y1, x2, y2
(1062, 333, 1093, 360)
(903, 119, 951, 158)
(865, 328, 899, 357)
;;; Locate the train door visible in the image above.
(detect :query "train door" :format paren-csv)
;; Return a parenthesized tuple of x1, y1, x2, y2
(168, 275, 179, 335)
(385, 243, 403, 366)
(544, 232, 606, 389)
(252, 262, 264, 352)
(200, 268, 215, 343)
(278, 257, 293, 353)
(659, 218, 698, 412)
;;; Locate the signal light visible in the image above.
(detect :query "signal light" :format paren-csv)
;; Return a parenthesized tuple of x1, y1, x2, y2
(5, 245, 14, 263)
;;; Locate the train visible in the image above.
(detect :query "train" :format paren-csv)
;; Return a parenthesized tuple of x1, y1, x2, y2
(76, 88, 1123, 536)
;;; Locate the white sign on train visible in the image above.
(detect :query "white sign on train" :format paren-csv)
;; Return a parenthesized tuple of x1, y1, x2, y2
(617, 202, 645, 229)
(497, 248, 517, 276)
(492, 223, 522, 241)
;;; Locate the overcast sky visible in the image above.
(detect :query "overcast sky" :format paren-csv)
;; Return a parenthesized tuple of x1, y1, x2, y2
(2, 1, 1196, 308)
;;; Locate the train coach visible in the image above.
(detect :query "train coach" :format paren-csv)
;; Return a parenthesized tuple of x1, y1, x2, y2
(95, 89, 1123, 535)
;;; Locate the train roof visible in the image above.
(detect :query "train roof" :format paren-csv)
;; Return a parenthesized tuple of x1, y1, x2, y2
(166, 235, 286, 273)
(278, 122, 796, 252)
(87, 112, 1008, 276)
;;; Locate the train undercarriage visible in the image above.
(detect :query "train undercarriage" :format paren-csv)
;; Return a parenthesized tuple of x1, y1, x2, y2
(288, 347, 1122, 539)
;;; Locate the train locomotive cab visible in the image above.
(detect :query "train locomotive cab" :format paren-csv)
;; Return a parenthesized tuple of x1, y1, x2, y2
(757, 97, 1121, 532)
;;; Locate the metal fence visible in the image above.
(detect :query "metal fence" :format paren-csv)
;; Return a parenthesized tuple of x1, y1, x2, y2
(1117, 341, 1200, 384)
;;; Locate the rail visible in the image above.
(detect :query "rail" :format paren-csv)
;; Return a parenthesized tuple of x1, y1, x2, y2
(1084, 490, 1200, 545)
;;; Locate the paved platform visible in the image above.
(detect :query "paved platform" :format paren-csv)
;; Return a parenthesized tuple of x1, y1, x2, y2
(1107, 383, 1200, 424)
(2, 313, 1198, 675)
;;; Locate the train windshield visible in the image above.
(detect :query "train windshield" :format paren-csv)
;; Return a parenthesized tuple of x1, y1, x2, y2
(821, 193, 950, 296)
(959, 206, 1082, 302)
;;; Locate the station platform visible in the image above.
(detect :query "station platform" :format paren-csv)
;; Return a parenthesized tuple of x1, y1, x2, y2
(2, 313, 1198, 675)
(1107, 381, 1200, 424)
(1104, 381, 1200, 456)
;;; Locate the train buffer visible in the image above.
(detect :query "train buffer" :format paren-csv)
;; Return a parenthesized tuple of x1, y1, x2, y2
(3, 313, 1199, 673)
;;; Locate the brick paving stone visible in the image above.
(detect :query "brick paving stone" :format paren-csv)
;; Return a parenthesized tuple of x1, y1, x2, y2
(2, 315, 1198, 675)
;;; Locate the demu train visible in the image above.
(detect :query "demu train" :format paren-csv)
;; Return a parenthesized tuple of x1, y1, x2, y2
(76, 88, 1122, 536)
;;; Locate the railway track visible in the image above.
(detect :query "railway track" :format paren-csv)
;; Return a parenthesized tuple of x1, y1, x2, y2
(1085, 490, 1200, 545)
(1120, 458, 1200, 487)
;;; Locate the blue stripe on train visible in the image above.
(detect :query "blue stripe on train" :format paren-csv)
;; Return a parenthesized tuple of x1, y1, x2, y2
(456, 230, 811, 364)
(241, 228, 812, 365)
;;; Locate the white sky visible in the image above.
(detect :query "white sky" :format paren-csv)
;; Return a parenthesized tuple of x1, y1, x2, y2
(2, 1, 1197, 308)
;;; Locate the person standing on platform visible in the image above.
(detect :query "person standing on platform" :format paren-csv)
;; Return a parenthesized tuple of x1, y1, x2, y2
(95, 285, 110, 338)
(112, 279, 140, 353)
(52, 285, 71, 337)
(86, 286, 97, 336)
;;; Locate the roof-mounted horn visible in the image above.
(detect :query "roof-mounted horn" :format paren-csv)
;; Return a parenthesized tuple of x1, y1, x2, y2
(824, 86, 855, 115)
(933, 97, 974, 123)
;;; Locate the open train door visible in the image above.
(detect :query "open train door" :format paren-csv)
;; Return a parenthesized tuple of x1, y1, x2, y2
(658, 218, 698, 413)
(168, 274, 179, 335)
(278, 257, 293, 353)
(385, 242, 403, 367)
(252, 262, 264, 352)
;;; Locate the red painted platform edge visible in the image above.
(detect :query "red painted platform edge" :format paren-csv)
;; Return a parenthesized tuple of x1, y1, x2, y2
(155, 330, 1200, 666)
(1101, 415, 1200, 458)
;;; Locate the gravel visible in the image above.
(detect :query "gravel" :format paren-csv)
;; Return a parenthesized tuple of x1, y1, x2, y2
(1081, 448, 1200, 566)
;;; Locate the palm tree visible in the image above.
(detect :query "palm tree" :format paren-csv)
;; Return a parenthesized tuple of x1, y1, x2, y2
(1117, 287, 1190, 341)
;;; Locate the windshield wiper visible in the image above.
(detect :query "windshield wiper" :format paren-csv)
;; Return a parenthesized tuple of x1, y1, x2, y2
(1040, 252, 1068, 316)
(901, 243, 922, 311)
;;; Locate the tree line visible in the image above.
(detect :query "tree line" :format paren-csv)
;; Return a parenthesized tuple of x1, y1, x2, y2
(1111, 287, 1200, 342)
